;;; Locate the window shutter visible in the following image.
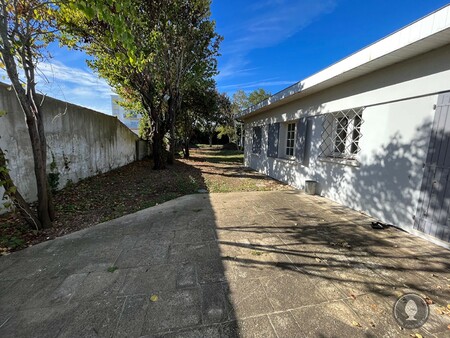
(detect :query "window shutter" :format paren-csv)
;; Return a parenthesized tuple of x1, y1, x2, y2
(252, 126, 262, 154)
(267, 123, 280, 157)
(295, 117, 307, 162)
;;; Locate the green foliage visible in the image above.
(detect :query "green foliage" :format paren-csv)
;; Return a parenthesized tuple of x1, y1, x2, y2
(195, 89, 232, 139)
(216, 125, 236, 141)
(0, 219, 27, 251)
(175, 174, 199, 194)
(248, 88, 272, 107)
(0, 234, 25, 250)
(107, 266, 118, 273)
(221, 88, 272, 147)
(232, 88, 272, 113)
(232, 90, 251, 111)
(138, 115, 152, 141)
(65, 179, 74, 188)
(59, 0, 222, 169)
(0, 148, 15, 209)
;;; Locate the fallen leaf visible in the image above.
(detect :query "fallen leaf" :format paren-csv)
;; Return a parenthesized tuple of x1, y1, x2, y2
(436, 307, 445, 315)
(435, 305, 450, 316)
(350, 294, 356, 300)
(351, 321, 361, 327)
(424, 296, 433, 305)
(447, 324, 450, 330)
(150, 295, 158, 302)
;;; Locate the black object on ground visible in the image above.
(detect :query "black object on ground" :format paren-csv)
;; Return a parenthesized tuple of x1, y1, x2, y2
(371, 221, 385, 229)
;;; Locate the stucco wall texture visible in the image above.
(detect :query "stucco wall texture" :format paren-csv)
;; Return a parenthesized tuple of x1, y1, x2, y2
(0, 83, 139, 203)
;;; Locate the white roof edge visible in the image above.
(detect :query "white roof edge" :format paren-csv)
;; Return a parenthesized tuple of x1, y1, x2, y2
(238, 4, 450, 119)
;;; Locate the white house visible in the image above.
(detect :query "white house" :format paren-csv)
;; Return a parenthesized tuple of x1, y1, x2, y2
(238, 5, 450, 247)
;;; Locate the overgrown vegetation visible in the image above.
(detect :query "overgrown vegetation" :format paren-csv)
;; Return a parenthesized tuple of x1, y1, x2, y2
(0, 147, 289, 254)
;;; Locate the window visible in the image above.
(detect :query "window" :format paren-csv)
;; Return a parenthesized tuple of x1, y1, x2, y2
(320, 108, 364, 160)
(285, 122, 296, 157)
(252, 126, 262, 154)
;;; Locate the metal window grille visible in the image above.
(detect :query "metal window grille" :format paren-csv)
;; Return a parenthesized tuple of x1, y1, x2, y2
(320, 107, 364, 160)
(285, 122, 295, 157)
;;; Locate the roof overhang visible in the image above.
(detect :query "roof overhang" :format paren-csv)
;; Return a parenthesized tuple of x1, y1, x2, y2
(237, 5, 450, 120)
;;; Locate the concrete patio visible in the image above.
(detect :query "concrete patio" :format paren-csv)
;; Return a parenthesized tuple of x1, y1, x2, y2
(1, 190, 450, 337)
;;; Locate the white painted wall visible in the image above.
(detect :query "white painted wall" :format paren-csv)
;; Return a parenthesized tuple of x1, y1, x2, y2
(0, 83, 140, 203)
(243, 43, 450, 231)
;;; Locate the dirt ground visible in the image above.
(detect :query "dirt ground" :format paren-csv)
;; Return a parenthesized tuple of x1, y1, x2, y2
(0, 146, 290, 253)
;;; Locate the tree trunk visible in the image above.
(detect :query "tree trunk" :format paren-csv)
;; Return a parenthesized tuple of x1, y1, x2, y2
(24, 113, 52, 228)
(166, 93, 178, 165)
(35, 100, 55, 221)
(209, 134, 213, 147)
(0, 147, 41, 229)
(0, 28, 53, 228)
(152, 129, 166, 170)
(184, 138, 190, 159)
(167, 127, 175, 165)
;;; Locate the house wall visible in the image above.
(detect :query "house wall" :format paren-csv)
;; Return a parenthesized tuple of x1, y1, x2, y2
(243, 43, 450, 232)
(0, 83, 140, 204)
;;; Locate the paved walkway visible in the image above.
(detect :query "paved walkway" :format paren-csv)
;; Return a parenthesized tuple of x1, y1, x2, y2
(1, 191, 450, 337)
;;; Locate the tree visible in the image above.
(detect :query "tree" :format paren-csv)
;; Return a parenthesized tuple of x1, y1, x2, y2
(216, 93, 237, 144)
(176, 79, 216, 157)
(60, 0, 221, 169)
(0, 0, 57, 229)
(0, 111, 40, 228)
(197, 90, 231, 147)
(232, 90, 250, 110)
(217, 88, 271, 146)
(248, 88, 271, 107)
(138, 115, 152, 142)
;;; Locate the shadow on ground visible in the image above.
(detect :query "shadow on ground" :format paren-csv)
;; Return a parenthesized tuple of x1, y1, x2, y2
(1, 191, 450, 336)
(0, 172, 242, 336)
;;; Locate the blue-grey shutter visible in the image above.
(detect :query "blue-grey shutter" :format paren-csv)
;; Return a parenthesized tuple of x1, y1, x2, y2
(252, 126, 262, 154)
(295, 117, 307, 162)
(267, 123, 280, 157)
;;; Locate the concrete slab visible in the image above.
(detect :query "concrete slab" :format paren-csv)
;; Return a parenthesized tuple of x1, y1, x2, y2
(141, 288, 202, 334)
(268, 311, 303, 338)
(0, 191, 449, 337)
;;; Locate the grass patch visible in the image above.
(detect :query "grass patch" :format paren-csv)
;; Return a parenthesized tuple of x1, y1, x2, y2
(107, 266, 118, 273)
(0, 221, 28, 253)
(0, 146, 289, 253)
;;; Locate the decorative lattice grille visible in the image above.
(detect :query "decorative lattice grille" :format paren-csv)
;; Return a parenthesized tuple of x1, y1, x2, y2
(320, 107, 364, 160)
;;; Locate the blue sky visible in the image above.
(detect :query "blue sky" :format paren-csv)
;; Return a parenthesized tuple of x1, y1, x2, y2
(4, 1, 449, 114)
